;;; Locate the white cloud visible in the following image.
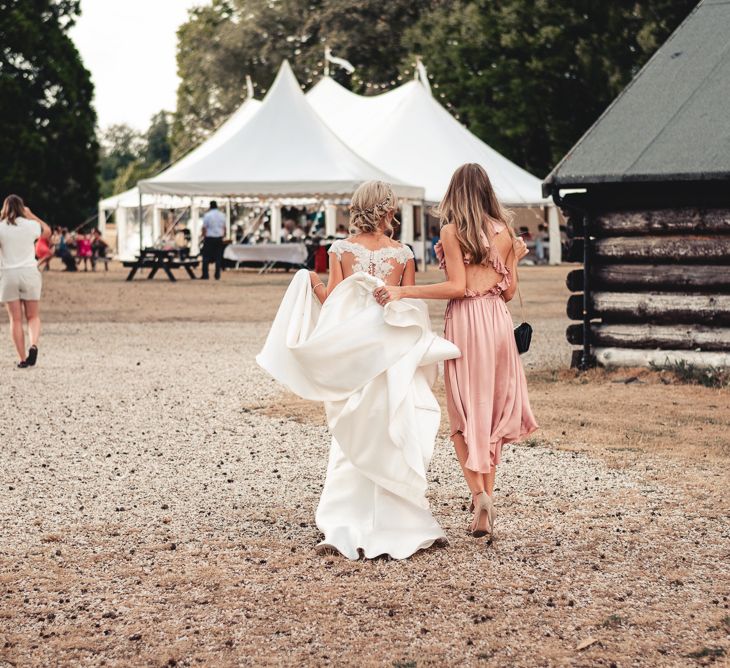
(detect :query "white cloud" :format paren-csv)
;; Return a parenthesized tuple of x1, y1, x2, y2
(69, 0, 201, 130)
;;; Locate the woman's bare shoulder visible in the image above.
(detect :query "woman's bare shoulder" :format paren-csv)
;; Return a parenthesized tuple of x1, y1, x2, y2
(439, 224, 458, 240)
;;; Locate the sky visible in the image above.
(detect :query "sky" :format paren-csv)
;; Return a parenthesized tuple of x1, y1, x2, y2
(69, 0, 201, 131)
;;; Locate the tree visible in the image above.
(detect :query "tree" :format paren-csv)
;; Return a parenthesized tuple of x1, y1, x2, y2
(173, 0, 697, 175)
(98, 124, 144, 198)
(98, 112, 172, 198)
(404, 0, 697, 176)
(0, 0, 98, 228)
(144, 111, 172, 166)
(171, 0, 438, 157)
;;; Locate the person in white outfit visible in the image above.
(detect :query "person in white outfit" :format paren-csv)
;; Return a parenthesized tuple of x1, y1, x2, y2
(0, 194, 51, 368)
(257, 181, 460, 559)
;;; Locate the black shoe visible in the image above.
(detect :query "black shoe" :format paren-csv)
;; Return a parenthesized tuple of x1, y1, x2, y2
(27, 345, 38, 366)
(17, 360, 29, 368)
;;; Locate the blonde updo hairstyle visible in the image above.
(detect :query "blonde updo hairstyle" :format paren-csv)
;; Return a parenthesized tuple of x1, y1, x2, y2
(349, 180, 398, 236)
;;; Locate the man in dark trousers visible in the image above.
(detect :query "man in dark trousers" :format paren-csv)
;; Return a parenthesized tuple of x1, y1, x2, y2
(200, 201, 226, 280)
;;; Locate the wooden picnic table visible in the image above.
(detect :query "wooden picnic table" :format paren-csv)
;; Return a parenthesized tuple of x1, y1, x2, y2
(123, 248, 200, 282)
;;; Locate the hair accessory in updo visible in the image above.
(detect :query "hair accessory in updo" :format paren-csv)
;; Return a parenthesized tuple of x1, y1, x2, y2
(349, 182, 398, 235)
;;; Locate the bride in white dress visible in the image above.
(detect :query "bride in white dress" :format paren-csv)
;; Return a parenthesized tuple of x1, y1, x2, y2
(257, 181, 460, 559)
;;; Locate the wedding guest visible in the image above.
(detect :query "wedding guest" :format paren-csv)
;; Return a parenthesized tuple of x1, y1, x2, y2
(56, 228, 76, 271)
(76, 232, 92, 271)
(0, 195, 51, 367)
(430, 225, 440, 263)
(174, 225, 191, 259)
(374, 163, 538, 540)
(200, 200, 226, 280)
(91, 229, 109, 271)
(36, 232, 54, 271)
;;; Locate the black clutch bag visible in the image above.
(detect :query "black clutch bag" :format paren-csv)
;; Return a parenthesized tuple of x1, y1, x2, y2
(514, 322, 532, 354)
(513, 284, 532, 354)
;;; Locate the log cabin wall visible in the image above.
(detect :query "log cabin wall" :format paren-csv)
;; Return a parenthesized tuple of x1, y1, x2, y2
(563, 203, 730, 369)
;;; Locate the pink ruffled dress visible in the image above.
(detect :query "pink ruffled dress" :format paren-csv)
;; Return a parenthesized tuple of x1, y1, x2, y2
(435, 227, 538, 474)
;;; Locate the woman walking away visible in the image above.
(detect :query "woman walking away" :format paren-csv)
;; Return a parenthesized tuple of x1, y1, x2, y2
(373, 163, 538, 540)
(258, 181, 459, 559)
(0, 195, 51, 367)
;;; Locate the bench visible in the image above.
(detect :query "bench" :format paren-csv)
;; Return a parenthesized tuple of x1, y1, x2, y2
(123, 250, 200, 281)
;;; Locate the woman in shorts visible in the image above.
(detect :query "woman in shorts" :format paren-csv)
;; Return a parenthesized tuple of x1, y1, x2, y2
(0, 194, 51, 367)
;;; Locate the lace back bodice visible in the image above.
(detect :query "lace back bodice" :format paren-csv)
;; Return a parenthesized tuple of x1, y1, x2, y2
(329, 239, 414, 283)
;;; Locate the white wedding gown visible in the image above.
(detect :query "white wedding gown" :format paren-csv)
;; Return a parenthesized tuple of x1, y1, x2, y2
(256, 262, 460, 560)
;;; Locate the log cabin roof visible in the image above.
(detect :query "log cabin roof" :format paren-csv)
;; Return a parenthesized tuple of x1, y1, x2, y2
(543, 0, 730, 195)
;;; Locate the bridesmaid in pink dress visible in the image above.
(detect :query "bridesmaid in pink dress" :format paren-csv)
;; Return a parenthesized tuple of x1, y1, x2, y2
(373, 163, 538, 539)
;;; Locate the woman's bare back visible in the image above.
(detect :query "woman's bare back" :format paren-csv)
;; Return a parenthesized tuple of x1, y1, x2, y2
(463, 226, 514, 295)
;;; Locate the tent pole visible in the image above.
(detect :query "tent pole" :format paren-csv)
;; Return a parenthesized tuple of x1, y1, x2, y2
(190, 198, 200, 256)
(116, 206, 127, 259)
(226, 198, 232, 240)
(547, 204, 562, 265)
(419, 202, 427, 272)
(401, 201, 414, 245)
(270, 202, 282, 244)
(325, 201, 337, 236)
(97, 203, 106, 235)
(138, 190, 143, 254)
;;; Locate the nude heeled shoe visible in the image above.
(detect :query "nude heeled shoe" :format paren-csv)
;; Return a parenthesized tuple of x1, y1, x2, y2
(470, 492, 496, 538)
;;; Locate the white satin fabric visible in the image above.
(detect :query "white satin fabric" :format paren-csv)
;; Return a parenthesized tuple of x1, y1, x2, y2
(256, 269, 460, 559)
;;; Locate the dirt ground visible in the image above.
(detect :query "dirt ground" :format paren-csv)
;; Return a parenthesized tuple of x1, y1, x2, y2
(1, 262, 728, 667)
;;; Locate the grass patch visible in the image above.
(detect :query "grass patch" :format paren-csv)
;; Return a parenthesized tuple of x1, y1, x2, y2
(650, 360, 730, 389)
(685, 646, 725, 660)
(601, 614, 626, 629)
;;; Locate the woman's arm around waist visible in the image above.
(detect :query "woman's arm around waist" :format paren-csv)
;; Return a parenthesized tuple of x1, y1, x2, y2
(373, 224, 466, 303)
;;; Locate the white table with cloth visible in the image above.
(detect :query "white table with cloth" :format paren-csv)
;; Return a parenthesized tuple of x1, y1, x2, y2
(223, 243, 308, 272)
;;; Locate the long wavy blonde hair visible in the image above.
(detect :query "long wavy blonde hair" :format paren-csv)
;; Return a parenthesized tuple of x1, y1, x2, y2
(349, 180, 398, 236)
(434, 163, 514, 265)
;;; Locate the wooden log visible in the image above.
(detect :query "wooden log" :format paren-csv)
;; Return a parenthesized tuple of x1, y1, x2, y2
(594, 347, 730, 369)
(566, 265, 730, 293)
(566, 269, 583, 292)
(595, 236, 730, 264)
(597, 236, 730, 263)
(593, 208, 730, 236)
(565, 214, 584, 239)
(566, 323, 730, 350)
(566, 292, 730, 325)
(564, 238, 585, 263)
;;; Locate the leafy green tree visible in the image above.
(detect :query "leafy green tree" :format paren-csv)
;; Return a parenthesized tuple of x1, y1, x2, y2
(171, 0, 437, 157)
(111, 158, 161, 196)
(0, 0, 98, 228)
(172, 0, 697, 175)
(98, 124, 143, 198)
(404, 0, 697, 176)
(144, 111, 172, 166)
(98, 112, 172, 198)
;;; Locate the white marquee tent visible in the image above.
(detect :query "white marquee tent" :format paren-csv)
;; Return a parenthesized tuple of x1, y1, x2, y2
(137, 60, 423, 256)
(103, 60, 560, 263)
(307, 76, 547, 206)
(307, 76, 561, 262)
(139, 61, 422, 199)
(100, 97, 264, 259)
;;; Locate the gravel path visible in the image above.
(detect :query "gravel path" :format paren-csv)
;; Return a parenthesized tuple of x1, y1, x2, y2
(1, 321, 728, 666)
